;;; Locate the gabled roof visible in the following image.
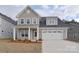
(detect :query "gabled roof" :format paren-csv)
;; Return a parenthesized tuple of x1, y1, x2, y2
(16, 6, 40, 18)
(0, 13, 16, 25)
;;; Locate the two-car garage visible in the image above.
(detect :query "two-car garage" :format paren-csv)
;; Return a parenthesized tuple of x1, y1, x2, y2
(40, 27, 68, 40)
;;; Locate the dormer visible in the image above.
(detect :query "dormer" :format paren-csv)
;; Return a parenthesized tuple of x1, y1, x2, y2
(46, 17, 58, 25)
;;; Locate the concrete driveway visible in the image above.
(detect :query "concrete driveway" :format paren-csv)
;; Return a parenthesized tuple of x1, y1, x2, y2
(42, 39, 79, 53)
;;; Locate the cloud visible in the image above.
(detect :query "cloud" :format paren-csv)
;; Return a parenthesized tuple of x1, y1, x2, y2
(34, 5, 54, 16)
(0, 5, 25, 20)
(0, 5, 79, 22)
(34, 5, 79, 22)
(41, 5, 50, 9)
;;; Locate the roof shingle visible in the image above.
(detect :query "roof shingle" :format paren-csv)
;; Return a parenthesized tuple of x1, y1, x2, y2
(0, 13, 17, 25)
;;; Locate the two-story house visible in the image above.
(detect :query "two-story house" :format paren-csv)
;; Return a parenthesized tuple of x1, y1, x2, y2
(13, 6, 79, 42)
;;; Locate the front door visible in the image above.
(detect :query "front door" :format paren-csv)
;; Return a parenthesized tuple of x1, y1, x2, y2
(20, 30, 28, 40)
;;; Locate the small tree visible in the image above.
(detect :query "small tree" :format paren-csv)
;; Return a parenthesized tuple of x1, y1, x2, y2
(62, 19, 79, 24)
(70, 19, 76, 23)
(63, 19, 70, 24)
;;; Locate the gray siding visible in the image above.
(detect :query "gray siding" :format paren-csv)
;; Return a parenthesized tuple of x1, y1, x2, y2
(0, 13, 16, 39)
(0, 18, 15, 38)
(68, 28, 79, 40)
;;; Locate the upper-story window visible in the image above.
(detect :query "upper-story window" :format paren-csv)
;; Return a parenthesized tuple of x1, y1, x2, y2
(33, 18, 37, 24)
(46, 18, 58, 25)
(18, 18, 38, 25)
(33, 20, 36, 24)
(32, 18, 38, 24)
(21, 19, 24, 24)
(27, 19, 30, 24)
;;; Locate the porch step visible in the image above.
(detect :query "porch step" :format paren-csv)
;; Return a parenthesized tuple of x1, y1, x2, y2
(30, 40, 42, 43)
(30, 40, 36, 41)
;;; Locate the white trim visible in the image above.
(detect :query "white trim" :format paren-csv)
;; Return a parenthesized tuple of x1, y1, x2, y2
(40, 27, 69, 30)
(37, 27, 39, 40)
(65, 29, 68, 39)
(28, 27, 30, 40)
(13, 27, 16, 40)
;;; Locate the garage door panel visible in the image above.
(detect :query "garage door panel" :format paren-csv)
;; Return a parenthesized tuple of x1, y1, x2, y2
(42, 30, 63, 40)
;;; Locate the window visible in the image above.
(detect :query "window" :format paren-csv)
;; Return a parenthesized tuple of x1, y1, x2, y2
(27, 19, 30, 24)
(49, 19, 55, 25)
(2, 30, 3, 32)
(57, 31, 62, 33)
(25, 31, 28, 37)
(43, 31, 47, 33)
(25, 34, 28, 37)
(51, 20, 54, 24)
(21, 30, 28, 37)
(11, 32, 12, 34)
(33, 19, 36, 24)
(32, 18, 37, 24)
(53, 31, 56, 33)
(22, 34, 24, 37)
(48, 31, 52, 33)
(21, 19, 24, 24)
(46, 18, 58, 25)
(21, 30, 24, 37)
(34, 31, 37, 37)
(33, 20, 36, 24)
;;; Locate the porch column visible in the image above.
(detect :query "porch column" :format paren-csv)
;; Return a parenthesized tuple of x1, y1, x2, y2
(13, 27, 16, 40)
(37, 27, 39, 40)
(28, 27, 30, 40)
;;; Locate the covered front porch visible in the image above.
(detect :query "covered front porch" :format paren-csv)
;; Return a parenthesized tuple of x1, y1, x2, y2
(13, 27, 39, 41)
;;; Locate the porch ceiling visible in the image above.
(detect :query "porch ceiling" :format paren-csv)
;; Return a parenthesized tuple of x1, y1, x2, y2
(15, 25, 38, 29)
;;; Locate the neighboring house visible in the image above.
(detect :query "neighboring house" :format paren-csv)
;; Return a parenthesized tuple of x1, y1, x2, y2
(0, 13, 16, 39)
(13, 6, 79, 41)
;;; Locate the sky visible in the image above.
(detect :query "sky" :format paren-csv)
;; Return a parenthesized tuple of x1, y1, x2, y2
(0, 5, 79, 22)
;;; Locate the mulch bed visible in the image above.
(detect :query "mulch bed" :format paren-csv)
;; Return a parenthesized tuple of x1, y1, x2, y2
(9, 40, 42, 43)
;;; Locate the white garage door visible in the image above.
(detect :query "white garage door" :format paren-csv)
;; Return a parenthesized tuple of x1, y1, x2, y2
(42, 29, 63, 40)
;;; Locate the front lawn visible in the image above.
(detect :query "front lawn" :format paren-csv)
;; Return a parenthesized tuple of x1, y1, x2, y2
(0, 40, 42, 53)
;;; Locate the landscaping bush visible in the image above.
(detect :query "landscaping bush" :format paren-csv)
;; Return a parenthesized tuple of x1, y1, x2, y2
(39, 39, 42, 41)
